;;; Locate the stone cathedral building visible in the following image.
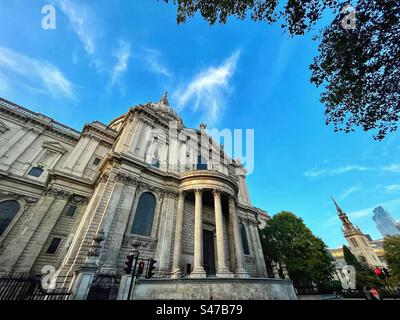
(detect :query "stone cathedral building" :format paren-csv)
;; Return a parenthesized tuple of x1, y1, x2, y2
(332, 198, 385, 268)
(0, 95, 296, 300)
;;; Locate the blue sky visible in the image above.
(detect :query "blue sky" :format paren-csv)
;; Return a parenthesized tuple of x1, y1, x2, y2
(0, 0, 399, 248)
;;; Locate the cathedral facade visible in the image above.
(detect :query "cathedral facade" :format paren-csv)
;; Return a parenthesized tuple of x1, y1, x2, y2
(0, 95, 296, 299)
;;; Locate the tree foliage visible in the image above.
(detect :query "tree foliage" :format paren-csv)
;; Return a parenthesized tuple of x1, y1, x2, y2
(163, 0, 400, 140)
(342, 245, 382, 289)
(259, 211, 335, 287)
(311, 1, 400, 140)
(384, 235, 400, 281)
(163, 0, 338, 35)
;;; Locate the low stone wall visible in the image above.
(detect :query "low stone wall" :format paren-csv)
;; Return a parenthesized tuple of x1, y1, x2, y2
(118, 277, 297, 300)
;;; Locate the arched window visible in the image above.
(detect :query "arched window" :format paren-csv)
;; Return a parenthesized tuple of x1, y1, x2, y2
(131, 192, 156, 236)
(0, 200, 21, 236)
(28, 167, 44, 177)
(240, 222, 250, 255)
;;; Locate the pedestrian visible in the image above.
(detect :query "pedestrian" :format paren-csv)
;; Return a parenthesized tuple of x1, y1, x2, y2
(363, 287, 372, 300)
(369, 287, 381, 300)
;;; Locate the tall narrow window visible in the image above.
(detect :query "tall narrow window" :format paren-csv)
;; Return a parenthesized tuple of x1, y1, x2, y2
(65, 205, 77, 217)
(131, 192, 156, 236)
(0, 200, 20, 236)
(46, 237, 62, 254)
(28, 167, 44, 177)
(93, 157, 101, 166)
(196, 155, 207, 170)
(240, 222, 250, 255)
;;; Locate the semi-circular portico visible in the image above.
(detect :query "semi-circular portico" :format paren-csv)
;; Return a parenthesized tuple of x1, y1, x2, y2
(170, 170, 248, 279)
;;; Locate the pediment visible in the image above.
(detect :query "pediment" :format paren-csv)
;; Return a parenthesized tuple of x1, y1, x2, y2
(0, 119, 9, 133)
(42, 141, 68, 154)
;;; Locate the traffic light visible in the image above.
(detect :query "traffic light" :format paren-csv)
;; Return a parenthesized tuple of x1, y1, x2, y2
(137, 261, 145, 277)
(146, 258, 157, 278)
(124, 255, 134, 274)
(374, 267, 385, 280)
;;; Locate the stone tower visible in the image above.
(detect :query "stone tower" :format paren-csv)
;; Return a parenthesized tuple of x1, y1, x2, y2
(332, 197, 384, 267)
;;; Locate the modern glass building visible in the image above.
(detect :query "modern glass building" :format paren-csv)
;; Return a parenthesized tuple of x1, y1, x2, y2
(372, 206, 400, 237)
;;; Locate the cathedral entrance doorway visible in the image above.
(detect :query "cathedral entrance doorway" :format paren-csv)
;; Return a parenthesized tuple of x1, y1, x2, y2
(202, 229, 216, 276)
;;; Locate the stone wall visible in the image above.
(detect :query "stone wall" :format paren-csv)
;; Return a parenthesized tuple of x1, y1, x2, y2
(120, 278, 297, 300)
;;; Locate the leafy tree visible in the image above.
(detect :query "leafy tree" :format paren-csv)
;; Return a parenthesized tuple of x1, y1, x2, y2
(259, 211, 335, 287)
(383, 235, 400, 281)
(342, 245, 382, 289)
(162, 0, 338, 35)
(311, 1, 400, 140)
(163, 0, 400, 140)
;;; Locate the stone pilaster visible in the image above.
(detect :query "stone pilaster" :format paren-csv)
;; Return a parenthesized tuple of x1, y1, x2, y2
(14, 188, 71, 272)
(171, 192, 185, 278)
(0, 191, 57, 271)
(101, 177, 138, 271)
(228, 197, 249, 278)
(0, 127, 41, 170)
(249, 222, 268, 277)
(154, 190, 177, 275)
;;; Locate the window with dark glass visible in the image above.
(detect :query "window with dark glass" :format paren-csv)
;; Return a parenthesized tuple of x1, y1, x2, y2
(0, 200, 20, 236)
(28, 167, 44, 177)
(240, 222, 250, 255)
(131, 192, 156, 236)
(46, 237, 62, 254)
(93, 157, 101, 165)
(151, 158, 160, 168)
(65, 205, 77, 217)
(196, 155, 207, 170)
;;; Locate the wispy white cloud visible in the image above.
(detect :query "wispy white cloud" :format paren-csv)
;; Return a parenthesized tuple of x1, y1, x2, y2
(172, 50, 240, 125)
(57, 0, 99, 56)
(338, 186, 361, 200)
(108, 40, 131, 93)
(0, 46, 75, 100)
(304, 165, 370, 178)
(109, 40, 131, 91)
(0, 71, 11, 94)
(375, 184, 400, 194)
(145, 49, 171, 77)
(304, 163, 400, 178)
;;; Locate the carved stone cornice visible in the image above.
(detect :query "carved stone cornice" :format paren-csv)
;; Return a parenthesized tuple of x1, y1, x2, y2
(0, 191, 39, 206)
(45, 187, 71, 200)
(70, 194, 89, 205)
(136, 181, 163, 194)
(116, 172, 139, 185)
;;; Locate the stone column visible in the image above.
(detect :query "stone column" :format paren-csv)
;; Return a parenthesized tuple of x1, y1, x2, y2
(214, 190, 232, 277)
(228, 196, 249, 278)
(171, 192, 185, 278)
(190, 189, 206, 278)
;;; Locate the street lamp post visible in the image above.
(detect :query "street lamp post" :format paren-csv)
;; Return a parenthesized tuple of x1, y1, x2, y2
(127, 249, 139, 300)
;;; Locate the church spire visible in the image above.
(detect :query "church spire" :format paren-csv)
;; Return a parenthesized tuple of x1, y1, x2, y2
(331, 196, 357, 232)
(331, 196, 344, 215)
